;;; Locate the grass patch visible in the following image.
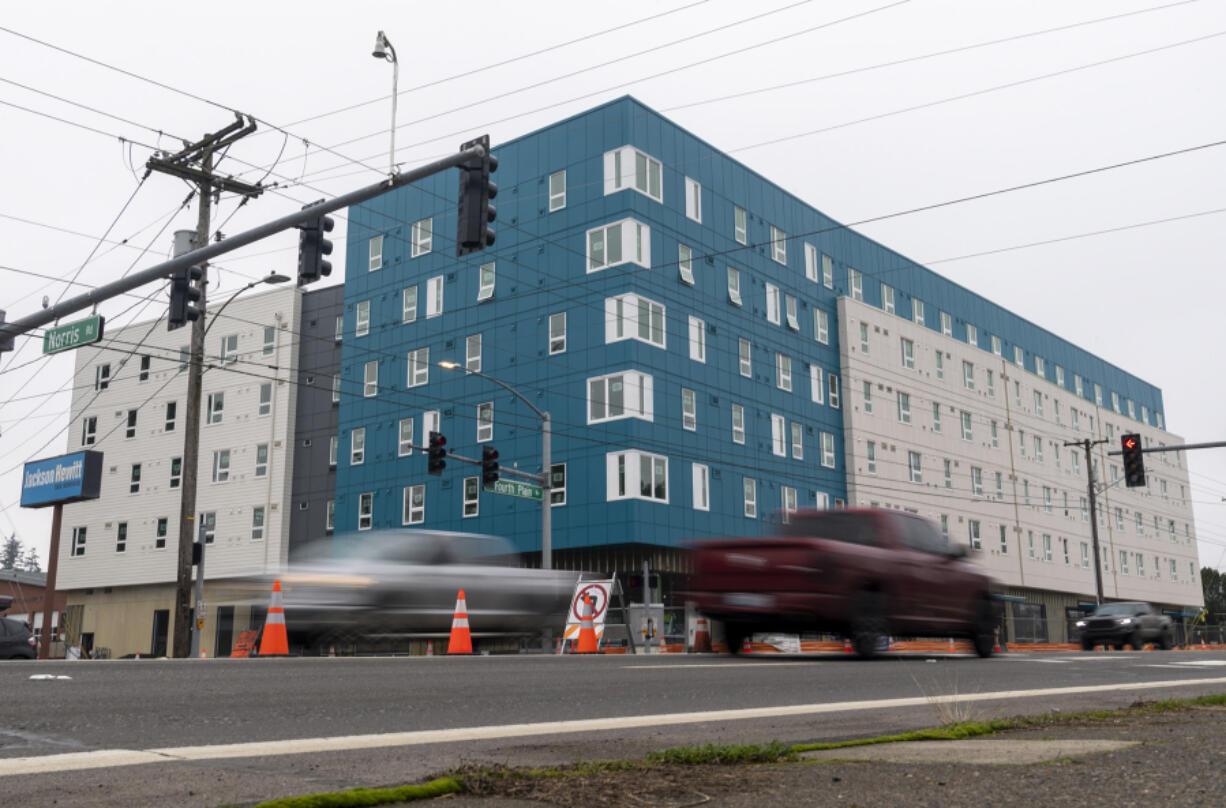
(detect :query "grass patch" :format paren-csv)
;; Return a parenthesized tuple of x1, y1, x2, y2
(252, 777, 461, 808)
(647, 740, 798, 765)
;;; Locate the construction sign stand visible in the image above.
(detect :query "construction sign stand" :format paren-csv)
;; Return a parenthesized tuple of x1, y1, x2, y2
(562, 574, 636, 654)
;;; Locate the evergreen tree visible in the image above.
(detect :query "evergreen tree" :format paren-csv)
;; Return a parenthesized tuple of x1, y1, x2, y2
(22, 546, 41, 573)
(1, 535, 22, 570)
(1203, 567, 1226, 623)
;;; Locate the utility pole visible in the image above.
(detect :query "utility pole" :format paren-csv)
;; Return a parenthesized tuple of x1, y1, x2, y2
(147, 115, 262, 658)
(1066, 438, 1108, 606)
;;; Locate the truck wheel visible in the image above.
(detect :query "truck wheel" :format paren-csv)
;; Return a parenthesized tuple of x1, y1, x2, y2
(1158, 630, 1173, 651)
(972, 600, 997, 658)
(1131, 632, 1146, 652)
(1081, 638, 1095, 651)
(851, 592, 888, 659)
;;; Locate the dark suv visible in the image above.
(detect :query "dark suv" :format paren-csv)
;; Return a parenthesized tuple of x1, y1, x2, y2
(1076, 602, 1173, 650)
(0, 617, 37, 659)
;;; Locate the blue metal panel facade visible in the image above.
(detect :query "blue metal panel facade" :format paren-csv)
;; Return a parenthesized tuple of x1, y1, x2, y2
(334, 96, 1165, 555)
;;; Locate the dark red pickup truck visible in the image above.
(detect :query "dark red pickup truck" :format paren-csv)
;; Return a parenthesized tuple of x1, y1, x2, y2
(685, 508, 999, 658)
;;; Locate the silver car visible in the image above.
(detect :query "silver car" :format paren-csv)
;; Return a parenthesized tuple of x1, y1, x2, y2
(277, 530, 579, 642)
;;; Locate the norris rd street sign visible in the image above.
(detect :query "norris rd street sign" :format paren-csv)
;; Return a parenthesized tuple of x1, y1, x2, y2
(485, 478, 543, 501)
(43, 315, 104, 355)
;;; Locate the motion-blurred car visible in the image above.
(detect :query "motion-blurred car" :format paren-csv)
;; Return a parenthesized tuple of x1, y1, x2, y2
(0, 617, 37, 659)
(1075, 601, 1173, 650)
(276, 530, 580, 643)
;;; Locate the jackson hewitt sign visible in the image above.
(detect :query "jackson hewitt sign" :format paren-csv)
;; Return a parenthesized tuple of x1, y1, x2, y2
(20, 451, 103, 508)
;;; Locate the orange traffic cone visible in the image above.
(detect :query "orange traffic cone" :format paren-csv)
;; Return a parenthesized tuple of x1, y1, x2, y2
(555, 637, 564, 655)
(575, 593, 599, 653)
(741, 636, 753, 654)
(327, 644, 336, 658)
(993, 629, 1002, 653)
(448, 590, 473, 654)
(693, 617, 712, 653)
(1201, 637, 1208, 650)
(199, 648, 207, 659)
(887, 636, 896, 652)
(258, 580, 290, 656)
(843, 638, 853, 653)
(948, 637, 956, 652)
(426, 639, 434, 657)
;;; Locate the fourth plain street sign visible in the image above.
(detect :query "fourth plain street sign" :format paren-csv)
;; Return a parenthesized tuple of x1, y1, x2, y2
(43, 315, 104, 355)
(485, 478, 543, 501)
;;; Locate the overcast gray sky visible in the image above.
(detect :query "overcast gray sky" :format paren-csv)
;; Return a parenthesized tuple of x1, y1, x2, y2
(2, 0, 1224, 572)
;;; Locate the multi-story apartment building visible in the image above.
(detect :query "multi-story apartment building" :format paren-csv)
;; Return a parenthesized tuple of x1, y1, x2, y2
(331, 96, 1201, 642)
(56, 284, 334, 657)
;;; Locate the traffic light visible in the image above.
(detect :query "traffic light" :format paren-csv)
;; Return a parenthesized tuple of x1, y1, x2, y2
(481, 445, 500, 487)
(427, 431, 447, 476)
(297, 201, 334, 285)
(1121, 433, 1146, 487)
(456, 134, 497, 257)
(167, 263, 203, 331)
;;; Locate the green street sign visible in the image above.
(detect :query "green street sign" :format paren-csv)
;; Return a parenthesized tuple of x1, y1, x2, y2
(43, 315, 104, 355)
(485, 478, 543, 501)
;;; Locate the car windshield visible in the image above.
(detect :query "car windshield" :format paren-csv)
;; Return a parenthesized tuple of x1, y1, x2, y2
(781, 513, 878, 546)
(1093, 603, 1144, 617)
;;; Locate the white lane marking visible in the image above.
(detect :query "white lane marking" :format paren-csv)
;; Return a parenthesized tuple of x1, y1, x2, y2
(3, 675, 1225, 777)
(1146, 665, 1193, 670)
(1168, 660, 1226, 666)
(622, 662, 814, 669)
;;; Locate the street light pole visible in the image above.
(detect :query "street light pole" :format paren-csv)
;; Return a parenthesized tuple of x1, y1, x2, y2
(371, 31, 399, 177)
(439, 363, 551, 569)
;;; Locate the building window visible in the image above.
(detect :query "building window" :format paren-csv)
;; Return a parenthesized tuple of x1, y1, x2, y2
(968, 521, 982, 550)
(179, 346, 190, 372)
(255, 443, 269, 477)
(681, 388, 696, 431)
(1043, 534, 1053, 562)
(822, 254, 833, 288)
(688, 316, 706, 362)
(138, 354, 151, 382)
(116, 522, 127, 553)
(770, 414, 786, 457)
(606, 293, 665, 348)
(781, 486, 798, 522)
(156, 518, 168, 549)
(1015, 345, 1025, 368)
(549, 312, 566, 354)
(548, 169, 566, 211)
(329, 435, 338, 468)
(727, 266, 743, 305)
(863, 381, 873, 414)
(821, 432, 835, 468)
(368, 234, 383, 271)
(588, 371, 653, 423)
(326, 500, 335, 533)
(966, 323, 978, 348)
(1119, 550, 1129, 575)
(335, 314, 344, 342)
(738, 338, 752, 377)
(1136, 553, 1144, 577)
(604, 146, 662, 201)
(130, 464, 141, 494)
(734, 206, 747, 244)
(732, 403, 745, 444)
(397, 418, 415, 457)
(332, 375, 341, 404)
(678, 244, 694, 285)
(424, 410, 440, 439)
(769, 225, 786, 264)
(685, 176, 701, 222)
(207, 392, 224, 425)
(550, 464, 567, 506)
(200, 511, 217, 546)
(785, 295, 799, 331)
(219, 334, 238, 365)
(775, 353, 792, 392)
(743, 477, 757, 518)
(351, 428, 366, 465)
(360, 492, 375, 530)
(407, 347, 429, 387)
(765, 283, 780, 325)
(212, 449, 231, 483)
(881, 284, 895, 314)
(814, 309, 829, 344)
(426, 275, 444, 318)
(587, 219, 650, 271)
(170, 457, 181, 489)
(463, 477, 480, 517)
(991, 420, 999, 447)
(356, 361, 375, 398)
(912, 298, 924, 325)
(971, 467, 983, 497)
(477, 402, 494, 442)
(900, 338, 915, 369)
(986, 369, 995, 397)
(908, 451, 923, 483)
(828, 374, 839, 408)
(962, 361, 974, 390)
(477, 262, 495, 302)
(995, 471, 1004, 500)
(411, 217, 432, 257)
(858, 321, 869, 353)
(94, 363, 111, 391)
(259, 382, 273, 415)
(897, 391, 911, 424)
(692, 464, 710, 511)
(960, 411, 973, 441)
(608, 450, 668, 503)
(466, 333, 482, 372)
(125, 409, 137, 439)
(403, 286, 418, 323)
(70, 526, 86, 557)
(791, 422, 804, 459)
(811, 365, 824, 404)
(805, 243, 818, 283)
(932, 402, 941, 433)
(944, 459, 952, 489)
(250, 506, 265, 541)
(355, 300, 370, 336)
(867, 441, 877, 474)
(849, 268, 862, 301)
(81, 416, 97, 446)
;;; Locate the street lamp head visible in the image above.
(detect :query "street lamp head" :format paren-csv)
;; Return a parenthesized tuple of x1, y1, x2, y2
(264, 273, 291, 285)
(438, 360, 460, 370)
(372, 31, 393, 61)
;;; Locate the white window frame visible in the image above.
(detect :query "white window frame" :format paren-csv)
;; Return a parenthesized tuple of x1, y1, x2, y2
(402, 286, 418, 323)
(587, 370, 653, 424)
(259, 382, 273, 415)
(960, 411, 973, 441)
(862, 380, 872, 414)
(262, 328, 275, 356)
(900, 338, 915, 369)
(71, 526, 86, 557)
(963, 361, 975, 390)
(681, 388, 696, 431)
(688, 316, 706, 362)
(402, 486, 424, 525)
(738, 338, 751, 377)
(411, 217, 433, 257)
(407, 348, 429, 388)
(476, 401, 494, 442)
(329, 436, 338, 468)
(828, 373, 839, 408)
(881, 284, 895, 314)
(765, 283, 780, 325)
(805, 243, 818, 283)
(692, 464, 710, 511)
(369, 234, 383, 271)
(791, 422, 804, 460)
(426, 275, 444, 318)
(822, 253, 833, 288)
(727, 266, 743, 305)
(684, 176, 701, 222)
(940, 311, 952, 336)
(867, 441, 877, 474)
(603, 146, 662, 201)
(811, 365, 825, 404)
(211, 449, 230, 483)
(477, 262, 495, 302)
(849, 268, 862, 301)
(363, 361, 378, 398)
(463, 477, 480, 517)
(908, 451, 923, 483)
(966, 323, 977, 348)
(251, 506, 266, 541)
(775, 352, 792, 392)
(782, 486, 798, 522)
(678, 243, 694, 285)
(219, 334, 238, 365)
(897, 391, 911, 424)
(81, 415, 97, 446)
(743, 477, 757, 518)
(466, 333, 482, 373)
(398, 418, 414, 456)
(332, 375, 341, 404)
(549, 312, 566, 354)
(734, 206, 747, 244)
(912, 298, 924, 325)
(351, 427, 366, 465)
(206, 392, 224, 425)
(255, 443, 269, 478)
(548, 169, 566, 211)
(607, 450, 669, 503)
(732, 403, 746, 445)
(606, 293, 666, 348)
(814, 309, 829, 344)
(821, 432, 835, 468)
(586, 218, 651, 272)
(770, 414, 786, 457)
(785, 295, 799, 331)
(355, 300, 370, 337)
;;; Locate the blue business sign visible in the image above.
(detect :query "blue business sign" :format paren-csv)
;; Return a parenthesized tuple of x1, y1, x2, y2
(20, 451, 103, 508)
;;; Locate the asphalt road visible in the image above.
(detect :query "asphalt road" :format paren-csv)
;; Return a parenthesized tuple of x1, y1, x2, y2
(2, 649, 1226, 806)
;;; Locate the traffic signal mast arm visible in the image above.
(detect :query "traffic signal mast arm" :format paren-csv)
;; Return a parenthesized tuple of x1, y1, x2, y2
(410, 440, 546, 484)
(0, 143, 488, 351)
(1106, 440, 1226, 455)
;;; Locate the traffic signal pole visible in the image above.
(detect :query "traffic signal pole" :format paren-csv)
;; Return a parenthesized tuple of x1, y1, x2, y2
(1065, 438, 1108, 606)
